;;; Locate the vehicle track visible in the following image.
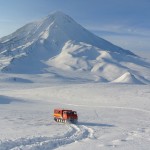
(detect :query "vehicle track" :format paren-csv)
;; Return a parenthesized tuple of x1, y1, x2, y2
(0, 124, 94, 150)
(66, 103, 150, 114)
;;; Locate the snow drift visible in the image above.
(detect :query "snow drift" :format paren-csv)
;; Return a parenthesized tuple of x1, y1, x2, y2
(112, 72, 144, 84)
(0, 95, 25, 104)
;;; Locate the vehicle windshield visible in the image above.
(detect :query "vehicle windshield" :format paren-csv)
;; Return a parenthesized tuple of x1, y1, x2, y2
(68, 111, 77, 115)
(63, 111, 77, 115)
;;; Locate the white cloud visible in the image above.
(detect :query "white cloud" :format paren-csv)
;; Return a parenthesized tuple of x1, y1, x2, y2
(84, 23, 150, 59)
(85, 23, 150, 37)
(100, 34, 150, 59)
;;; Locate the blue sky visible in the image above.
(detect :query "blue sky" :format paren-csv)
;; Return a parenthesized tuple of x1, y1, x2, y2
(0, 0, 150, 58)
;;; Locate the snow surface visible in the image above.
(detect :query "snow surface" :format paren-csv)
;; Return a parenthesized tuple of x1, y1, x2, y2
(0, 74, 150, 150)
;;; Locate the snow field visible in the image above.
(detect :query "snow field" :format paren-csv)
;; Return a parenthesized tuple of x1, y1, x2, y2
(0, 77, 150, 149)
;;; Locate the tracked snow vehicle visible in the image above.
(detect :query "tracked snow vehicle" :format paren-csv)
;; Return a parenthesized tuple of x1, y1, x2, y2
(53, 109, 78, 123)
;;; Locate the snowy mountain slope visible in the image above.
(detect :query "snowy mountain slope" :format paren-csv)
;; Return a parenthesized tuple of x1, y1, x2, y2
(46, 41, 150, 82)
(0, 11, 150, 83)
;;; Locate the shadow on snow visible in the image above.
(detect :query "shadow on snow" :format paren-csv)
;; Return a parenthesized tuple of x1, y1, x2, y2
(78, 122, 115, 127)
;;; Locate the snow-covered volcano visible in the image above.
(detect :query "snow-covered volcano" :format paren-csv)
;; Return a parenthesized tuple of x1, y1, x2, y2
(0, 11, 150, 84)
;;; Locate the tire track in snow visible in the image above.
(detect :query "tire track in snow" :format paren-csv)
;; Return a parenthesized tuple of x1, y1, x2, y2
(49, 100, 150, 114)
(66, 103, 150, 114)
(0, 124, 94, 150)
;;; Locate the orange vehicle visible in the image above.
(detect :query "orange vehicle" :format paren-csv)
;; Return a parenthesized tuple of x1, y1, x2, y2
(53, 109, 78, 123)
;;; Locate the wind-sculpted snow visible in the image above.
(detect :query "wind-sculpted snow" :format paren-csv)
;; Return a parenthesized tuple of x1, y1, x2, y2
(0, 124, 94, 150)
(0, 95, 26, 104)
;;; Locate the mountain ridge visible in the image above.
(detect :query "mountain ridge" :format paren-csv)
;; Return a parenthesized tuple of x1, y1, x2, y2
(0, 12, 135, 56)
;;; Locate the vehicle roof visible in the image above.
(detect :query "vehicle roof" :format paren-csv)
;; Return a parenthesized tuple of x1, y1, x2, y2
(54, 109, 73, 111)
